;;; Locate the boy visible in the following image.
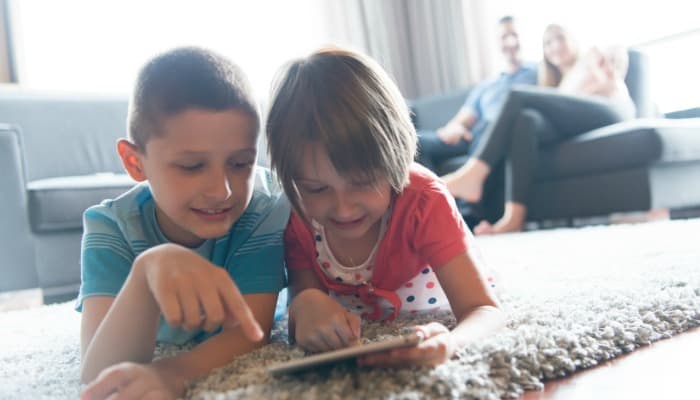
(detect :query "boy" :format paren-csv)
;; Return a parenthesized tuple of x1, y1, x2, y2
(78, 47, 289, 399)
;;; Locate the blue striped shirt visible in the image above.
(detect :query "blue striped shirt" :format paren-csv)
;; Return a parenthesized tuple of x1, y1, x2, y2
(76, 167, 290, 344)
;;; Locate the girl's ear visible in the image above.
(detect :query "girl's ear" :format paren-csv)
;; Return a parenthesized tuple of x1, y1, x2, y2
(117, 138, 147, 182)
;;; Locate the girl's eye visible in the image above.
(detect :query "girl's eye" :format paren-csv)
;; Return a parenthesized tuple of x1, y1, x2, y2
(304, 186, 327, 194)
(351, 181, 375, 190)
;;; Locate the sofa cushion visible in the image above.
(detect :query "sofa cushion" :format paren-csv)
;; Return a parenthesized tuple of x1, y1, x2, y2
(537, 118, 700, 180)
(27, 173, 135, 233)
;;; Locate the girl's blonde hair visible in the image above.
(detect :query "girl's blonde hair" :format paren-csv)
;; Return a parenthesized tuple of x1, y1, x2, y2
(265, 47, 416, 216)
(538, 24, 578, 87)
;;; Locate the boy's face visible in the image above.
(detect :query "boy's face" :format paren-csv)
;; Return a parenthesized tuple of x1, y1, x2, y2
(134, 109, 258, 247)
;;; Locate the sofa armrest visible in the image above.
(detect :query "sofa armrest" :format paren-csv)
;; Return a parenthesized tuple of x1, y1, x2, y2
(0, 124, 38, 292)
(407, 87, 471, 131)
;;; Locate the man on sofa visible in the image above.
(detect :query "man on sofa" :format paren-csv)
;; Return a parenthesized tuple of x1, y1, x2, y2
(416, 15, 537, 172)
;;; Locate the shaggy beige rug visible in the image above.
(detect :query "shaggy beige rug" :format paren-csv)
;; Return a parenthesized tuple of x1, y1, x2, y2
(1, 219, 699, 399)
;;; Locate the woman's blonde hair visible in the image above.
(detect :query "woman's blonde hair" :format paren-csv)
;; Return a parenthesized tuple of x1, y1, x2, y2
(265, 47, 416, 217)
(538, 24, 578, 87)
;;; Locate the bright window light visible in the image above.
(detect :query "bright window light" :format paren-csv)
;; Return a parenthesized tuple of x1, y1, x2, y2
(10, 0, 332, 98)
(480, 0, 700, 113)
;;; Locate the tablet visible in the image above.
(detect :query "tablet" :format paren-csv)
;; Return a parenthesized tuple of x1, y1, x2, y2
(267, 332, 424, 376)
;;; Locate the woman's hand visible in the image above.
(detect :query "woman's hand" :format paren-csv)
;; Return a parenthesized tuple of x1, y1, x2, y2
(358, 322, 456, 367)
(290, 288, 361, 353)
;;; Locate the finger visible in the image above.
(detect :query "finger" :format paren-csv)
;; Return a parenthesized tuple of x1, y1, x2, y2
(142, 390, 171, 400)
(218, 278, 263, 341)
(112, 377, 152, 400)
(156, 284, 183, 328)
(341, 312, 361, 346)
(177, 279, 203, 331)
(298, 333, 324, 353)
(323, 325, 347, 350)
(307, 325, 342, 352)
(415, 322, 449, 338)
(196, 278, 225, 332)
(81, 366, 131, 400)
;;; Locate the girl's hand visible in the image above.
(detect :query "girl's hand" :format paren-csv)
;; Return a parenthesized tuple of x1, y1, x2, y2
(135, 244, 263, 341)
(81, 362, 179, 400)
(358, 322, 456, 367)
(290, 288, 361, 353)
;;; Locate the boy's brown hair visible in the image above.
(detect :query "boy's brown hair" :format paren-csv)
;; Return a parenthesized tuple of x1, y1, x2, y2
(265, 47, 416, 216)
(128, 46, 259, 151)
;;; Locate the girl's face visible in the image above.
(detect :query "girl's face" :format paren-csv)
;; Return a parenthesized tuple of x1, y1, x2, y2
(295, 142, 392, 243)
(543, 26, 576, 70)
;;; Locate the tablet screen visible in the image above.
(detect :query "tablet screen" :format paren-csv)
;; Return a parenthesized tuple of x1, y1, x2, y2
(267, 332, 423, 376)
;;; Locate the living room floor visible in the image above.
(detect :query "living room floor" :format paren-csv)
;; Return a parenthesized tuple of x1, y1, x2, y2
(519, 326, 700, 399)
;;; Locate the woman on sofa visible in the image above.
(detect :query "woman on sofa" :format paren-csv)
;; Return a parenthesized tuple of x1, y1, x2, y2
(443, 24, 635, 234)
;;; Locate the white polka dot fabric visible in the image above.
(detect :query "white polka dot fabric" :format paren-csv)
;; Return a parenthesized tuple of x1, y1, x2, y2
(312, 217, 451, 318)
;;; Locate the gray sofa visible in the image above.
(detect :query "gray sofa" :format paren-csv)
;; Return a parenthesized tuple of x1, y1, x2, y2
(409, 50, 700, 224)
(0, 89, 134, 302)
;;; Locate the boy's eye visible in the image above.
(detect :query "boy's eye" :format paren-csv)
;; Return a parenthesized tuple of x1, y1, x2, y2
(178, 163, 204, 172)
(231, 160, 255, 169)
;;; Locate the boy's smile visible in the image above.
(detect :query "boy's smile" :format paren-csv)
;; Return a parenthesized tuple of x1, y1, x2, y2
(122, 108, 258, 247)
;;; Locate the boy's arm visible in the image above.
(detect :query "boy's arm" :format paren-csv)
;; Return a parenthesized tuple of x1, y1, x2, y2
(80, 263, 162, 383)
(152, 292, 277, 394)
(81, 243, 263, 384)
(81, 296, 116, 359)
(81, 292, 277, 400)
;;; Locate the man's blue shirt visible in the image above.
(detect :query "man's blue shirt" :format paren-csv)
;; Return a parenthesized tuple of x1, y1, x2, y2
(463, 63, 537, 145)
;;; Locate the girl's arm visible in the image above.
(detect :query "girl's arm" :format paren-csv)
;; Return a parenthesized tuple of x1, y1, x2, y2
(360, 251, 504, 367)
(287, 268, 361, 351)
(434, 251, 505, 349)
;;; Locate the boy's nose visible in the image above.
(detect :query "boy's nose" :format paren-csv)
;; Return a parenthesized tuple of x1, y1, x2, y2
(205, 171, 233, 201)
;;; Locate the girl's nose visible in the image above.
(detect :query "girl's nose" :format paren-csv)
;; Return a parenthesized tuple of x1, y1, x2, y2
(334, 192, 358, 217)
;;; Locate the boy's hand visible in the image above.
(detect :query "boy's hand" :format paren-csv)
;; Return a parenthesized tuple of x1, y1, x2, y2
(135, 244, 263, 341)
(357, 322, 455, 367)
(81, 362, 178, 400)
(291, 288, 361, 353)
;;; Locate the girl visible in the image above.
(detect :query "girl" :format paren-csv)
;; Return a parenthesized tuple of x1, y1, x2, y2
(266, 47, 504, 367)
(444, 24, 635, 235)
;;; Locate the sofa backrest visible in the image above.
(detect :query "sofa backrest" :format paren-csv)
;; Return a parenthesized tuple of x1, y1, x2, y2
(0, 89, 128, 182)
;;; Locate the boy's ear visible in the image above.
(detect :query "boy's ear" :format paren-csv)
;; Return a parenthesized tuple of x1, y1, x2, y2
(117, 138, 147, 182)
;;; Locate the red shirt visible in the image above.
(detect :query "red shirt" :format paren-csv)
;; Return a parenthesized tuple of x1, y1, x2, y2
(285, 164, 471, 306)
